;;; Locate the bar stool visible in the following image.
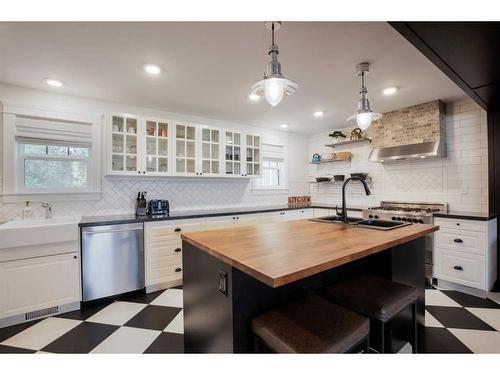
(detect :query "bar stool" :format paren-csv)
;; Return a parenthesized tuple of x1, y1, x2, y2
(251, 294, 370, 353)
(324, 274, 418, 353)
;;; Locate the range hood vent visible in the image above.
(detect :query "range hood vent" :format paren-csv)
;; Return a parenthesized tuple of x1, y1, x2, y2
(369, 100, 446, 162)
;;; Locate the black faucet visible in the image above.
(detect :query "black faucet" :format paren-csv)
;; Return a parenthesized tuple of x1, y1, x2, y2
(337, 177, 371, 223)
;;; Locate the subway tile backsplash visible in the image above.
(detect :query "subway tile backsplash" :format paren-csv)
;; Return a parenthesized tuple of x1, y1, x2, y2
(308, 98, 488, 212)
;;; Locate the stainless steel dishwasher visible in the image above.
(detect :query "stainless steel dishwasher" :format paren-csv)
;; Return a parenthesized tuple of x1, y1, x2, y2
(81, 223, 144, 302)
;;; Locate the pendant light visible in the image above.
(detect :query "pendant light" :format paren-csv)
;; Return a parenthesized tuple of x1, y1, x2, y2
(347, 62, 382, 130)
(250, 22, 298, 107)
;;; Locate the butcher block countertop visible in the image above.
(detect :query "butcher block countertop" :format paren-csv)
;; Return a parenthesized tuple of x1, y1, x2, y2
(181, 220, 439, 288)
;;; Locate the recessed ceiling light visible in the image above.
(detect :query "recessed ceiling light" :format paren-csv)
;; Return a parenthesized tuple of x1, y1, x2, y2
(383, 86, 398, 96)
(280, 123, 289, 129)
(143, 64, 161, 75)
(248, 94, 260, 101)
(313, 110, 324, 118)
(45, 78, 64, 88)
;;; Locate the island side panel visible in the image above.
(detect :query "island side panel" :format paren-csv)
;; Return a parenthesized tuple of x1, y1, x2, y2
(183, 241, 234, 353)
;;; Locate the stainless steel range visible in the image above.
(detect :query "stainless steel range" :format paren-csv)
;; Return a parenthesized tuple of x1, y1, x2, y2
(362, 201, 447, 284)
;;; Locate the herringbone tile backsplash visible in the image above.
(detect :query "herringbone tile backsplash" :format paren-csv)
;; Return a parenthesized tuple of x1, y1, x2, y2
(0, 177, 290, 222)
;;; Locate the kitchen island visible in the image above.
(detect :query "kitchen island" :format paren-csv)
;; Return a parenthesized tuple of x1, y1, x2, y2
(181, 219, 439, 353)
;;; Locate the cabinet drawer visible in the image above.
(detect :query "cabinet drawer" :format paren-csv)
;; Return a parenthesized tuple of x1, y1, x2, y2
(146, 242, 182, 264)
(437, 249, 485, 290)
(145, 219, 205, 242)
(435, 229, 486, 255)
(146, 261, 183, 286)
(434, 217, 486, 232)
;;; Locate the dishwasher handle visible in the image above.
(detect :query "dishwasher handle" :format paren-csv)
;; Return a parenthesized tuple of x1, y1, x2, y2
(82, 223, 144, 235)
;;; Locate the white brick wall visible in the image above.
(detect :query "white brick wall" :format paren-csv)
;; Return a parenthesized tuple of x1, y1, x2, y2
(308, 98, 489, 212)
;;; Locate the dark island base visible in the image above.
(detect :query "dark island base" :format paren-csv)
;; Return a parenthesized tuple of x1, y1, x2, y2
(183, 238, 425, 353)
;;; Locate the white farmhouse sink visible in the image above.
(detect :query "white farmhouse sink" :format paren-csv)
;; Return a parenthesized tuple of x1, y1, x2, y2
(0, 216, 81, 249)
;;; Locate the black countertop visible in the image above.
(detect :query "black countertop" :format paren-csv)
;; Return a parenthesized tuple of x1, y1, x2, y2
(78, 204, 362, 227)
(433, 211, 499, 221)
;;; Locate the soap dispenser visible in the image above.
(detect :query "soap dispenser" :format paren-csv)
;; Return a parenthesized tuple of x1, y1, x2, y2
(22, 201, 33, 219)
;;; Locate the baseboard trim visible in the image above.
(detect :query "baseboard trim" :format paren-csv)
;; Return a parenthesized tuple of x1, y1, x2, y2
(146, 279, 182, 293)
(0, 301, 80, 329)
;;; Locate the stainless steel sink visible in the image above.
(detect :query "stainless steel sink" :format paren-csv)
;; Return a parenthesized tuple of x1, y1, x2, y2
(309, 216, 411, 230)
(310, 215, 364, 224)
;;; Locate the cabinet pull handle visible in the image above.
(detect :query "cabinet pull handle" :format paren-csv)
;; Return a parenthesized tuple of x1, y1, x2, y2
(454, 265, 464, 271)
(454, 238, 463, 243)
(174, 227, 181, 232)
(175, 248, 181, 252)
(175, 267, 182, 272)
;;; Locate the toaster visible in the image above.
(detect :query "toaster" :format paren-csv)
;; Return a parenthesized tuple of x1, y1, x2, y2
(147, 199, 170, 215)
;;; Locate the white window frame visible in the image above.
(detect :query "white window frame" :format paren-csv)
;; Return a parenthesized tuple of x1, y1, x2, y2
(16, 141, 93, 194)
(252, 142, 288, 193)
(1, 103, 103, 202)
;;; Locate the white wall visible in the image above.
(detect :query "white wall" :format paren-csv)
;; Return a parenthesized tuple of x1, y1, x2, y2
(0, 84, 309, 221)
(308, 98, 488, 212)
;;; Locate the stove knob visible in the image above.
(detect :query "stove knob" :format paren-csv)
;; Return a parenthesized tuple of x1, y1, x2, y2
(374, 215, 379, 219)
(396, 217, 401, 221)
(369, 215, 373, 219)
(418, 219, 424, 224)
(401, 217, 407, 221)
(413, 218, 418, 223)
(391, 217, 396, 220)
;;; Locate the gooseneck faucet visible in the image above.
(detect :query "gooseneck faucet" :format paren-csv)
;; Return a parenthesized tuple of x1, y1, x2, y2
(338, 177, 371, 223)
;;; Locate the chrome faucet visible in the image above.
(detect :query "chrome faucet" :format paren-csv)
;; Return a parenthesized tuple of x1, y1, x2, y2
(337, 177, 371, 223)
(41, 202, 53, 219)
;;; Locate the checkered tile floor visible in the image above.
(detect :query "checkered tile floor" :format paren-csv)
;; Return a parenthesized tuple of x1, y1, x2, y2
(421, 288, 500, 353)
(0, 287, 184, 354)
(0, 286, 499, 353)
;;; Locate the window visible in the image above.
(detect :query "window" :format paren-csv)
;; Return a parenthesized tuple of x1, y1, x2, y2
(17, 142, 91, 191)
(254, 158, 286, 189)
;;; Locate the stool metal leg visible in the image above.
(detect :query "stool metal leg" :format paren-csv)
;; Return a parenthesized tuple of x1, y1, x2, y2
(380, 321, 385, 354)
(364, 336, 370, 354)
(411, 302, 417, 354)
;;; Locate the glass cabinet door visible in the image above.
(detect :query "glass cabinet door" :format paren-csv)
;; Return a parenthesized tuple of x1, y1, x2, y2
(201, 127, 221, 175)
(111, 115, 138, 173)
(144, 120, 169, 174)
(175, 123, 197, 174)
(224, 130, 242, 176)
(245, 134, 261, 176)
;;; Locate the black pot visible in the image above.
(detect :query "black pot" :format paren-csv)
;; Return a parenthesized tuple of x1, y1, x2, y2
(316, 177, 332, 182)
(350, 173, 368, 180)
(333, 175, 345, 181)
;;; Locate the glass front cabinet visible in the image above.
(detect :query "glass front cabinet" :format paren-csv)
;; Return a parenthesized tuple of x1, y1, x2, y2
(107, 114, 261, 178)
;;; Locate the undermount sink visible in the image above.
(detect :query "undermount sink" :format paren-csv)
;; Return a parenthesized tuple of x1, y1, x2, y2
(310, 216, 411, 231)
(0, 216, 81, 249)
(310, 215, 365, 224)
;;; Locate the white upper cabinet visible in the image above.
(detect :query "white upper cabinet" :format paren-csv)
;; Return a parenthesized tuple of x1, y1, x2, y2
(199, 126, 222, 176)
(109, 114, 141, 175)
(106, 113, 261, 178)
(174, 122, 198, 176)
(143, 118, 170, 175)
(223, 130, 262, 177)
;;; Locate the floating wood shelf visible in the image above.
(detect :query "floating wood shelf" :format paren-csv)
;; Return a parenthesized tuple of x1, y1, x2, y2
(325, 138, 372, 148)
(309, 157, 352, 165)
(309, 177, 373, 184)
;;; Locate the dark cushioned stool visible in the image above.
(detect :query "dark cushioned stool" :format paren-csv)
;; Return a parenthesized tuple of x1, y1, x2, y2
(324, 274, 418, 353)
(251, 294, 370, 353)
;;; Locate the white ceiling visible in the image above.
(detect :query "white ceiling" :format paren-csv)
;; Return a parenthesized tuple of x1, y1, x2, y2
(0, 22, 465, 134)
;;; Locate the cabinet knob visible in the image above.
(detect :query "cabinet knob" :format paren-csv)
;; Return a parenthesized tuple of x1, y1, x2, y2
(454, 265, 464, 271)
(175, 248, 181, 252)
(174, 227, 181, 232)
(456, 222, 460, 226)
(73, 255, 77, 259)
(454, 238, 463, 243)
(175, 267, 182, 272)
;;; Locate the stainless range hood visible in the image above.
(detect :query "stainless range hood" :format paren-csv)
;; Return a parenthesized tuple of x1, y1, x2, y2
(369, 139, 446, 162)
(368, 100, 446, 162)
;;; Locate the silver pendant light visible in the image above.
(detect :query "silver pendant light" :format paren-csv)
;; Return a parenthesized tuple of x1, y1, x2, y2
(250, 22, 298, 107)
(347, 62, 382, 130)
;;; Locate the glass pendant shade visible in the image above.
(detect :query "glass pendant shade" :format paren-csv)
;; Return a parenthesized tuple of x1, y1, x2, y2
(356, 112, 373, 130)
(264, 78, 286, 107)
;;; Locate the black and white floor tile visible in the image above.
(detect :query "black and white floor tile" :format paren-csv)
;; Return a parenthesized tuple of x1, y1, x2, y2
(421, 288, 500, 353)
(0, 286, 499, 353)
(0, 288, 184, 354)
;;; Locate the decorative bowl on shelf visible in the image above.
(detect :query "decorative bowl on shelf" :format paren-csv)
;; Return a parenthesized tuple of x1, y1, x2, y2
(334, 151, 352, 160)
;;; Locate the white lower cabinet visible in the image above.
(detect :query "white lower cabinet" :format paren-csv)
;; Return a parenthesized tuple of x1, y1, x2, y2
(0, 252, 80, 319)
(280, 209, 314, 221)
(144, 219, 205, 291)
(434, 217, 497, 292)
